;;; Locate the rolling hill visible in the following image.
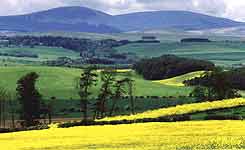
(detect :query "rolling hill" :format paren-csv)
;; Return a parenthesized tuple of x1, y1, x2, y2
(0, 66, 192, 99)
(0, 6, 243, 33)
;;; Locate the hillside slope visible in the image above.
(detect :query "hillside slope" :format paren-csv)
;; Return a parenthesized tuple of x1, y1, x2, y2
(0, 66, 192, 99)
(110, 11, 243, 31)
(98, 98, 245, 122)
(0, 6, 243, 33)
(153, 71, 206, 87)
(1, 121, 245, 150)
(0, 7, 120, 33)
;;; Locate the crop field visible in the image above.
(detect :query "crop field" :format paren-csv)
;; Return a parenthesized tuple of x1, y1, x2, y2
(153, 71, 206, 87)
(1, 121, 245, 150)
(115, 42, 245, 67)
(0, 66, 192, 99)
(98, 98, 245, 122)
(18, 31, 245, 42)
(0, 46, 80, 64)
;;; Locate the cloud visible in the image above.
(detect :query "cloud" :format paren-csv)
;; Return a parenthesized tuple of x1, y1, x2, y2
(0, 0, 245, 21)
(0, 0, 64, 16)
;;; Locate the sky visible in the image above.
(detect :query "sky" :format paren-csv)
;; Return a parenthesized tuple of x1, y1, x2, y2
(1, 0, 245, 22)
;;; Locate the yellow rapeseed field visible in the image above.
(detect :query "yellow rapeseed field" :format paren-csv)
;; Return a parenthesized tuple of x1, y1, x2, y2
(98, 98, 245, 122)
(1, 121, 245, 150)
(153, 71, 206, 87)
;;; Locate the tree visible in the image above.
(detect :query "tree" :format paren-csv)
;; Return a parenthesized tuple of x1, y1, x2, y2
(134, 55, 215, 80)
(16, 72, 42, 127)
(109, 79, 127, 116)
(124, 78, 135, 114)
(9, 96, 17, 129)
(0, 87, 8, 128)
(189, 68, 241, 101)
(0, 88, 16, 129)
(78, 67, 97, 123)
(95, 69, 115, 119)
(190, 86, 208, 101)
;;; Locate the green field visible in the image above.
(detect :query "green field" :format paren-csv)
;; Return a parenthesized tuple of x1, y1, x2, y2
(115, 42, 245, 67)
(0, 46, 80, 65)
(1, 34, 245, 67)
(18, 31, 245, 42)
(0, 66, 192, 100)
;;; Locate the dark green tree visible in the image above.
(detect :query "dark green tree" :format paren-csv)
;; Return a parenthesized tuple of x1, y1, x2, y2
(190, 86, 208, 101)
(78, 67, 97, 123)
(95, 69, 115, 119)
(190, 68, 240, 101)
(124, 78, 135, 114)
(0, 87, 8, 128)
(109, 79, 127, 116)
(16, 72, 42, 127)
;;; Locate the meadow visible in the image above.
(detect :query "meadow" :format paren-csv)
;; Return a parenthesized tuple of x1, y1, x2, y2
(1, 121, 245, 150)
(18, 31, 245, 42)
(0, 66, 193, 100)
(0, 46, 80, 65)
(115, 41, 245, 67)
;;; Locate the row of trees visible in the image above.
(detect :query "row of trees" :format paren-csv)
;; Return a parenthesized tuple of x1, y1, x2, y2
(1, 36, 127, 53)
(0, 68, 135, 127)
(187, 68, 241, 101)
(78, 68, 135, 123)
(0, 88, 16, 128)
(134, 55, 215, 80)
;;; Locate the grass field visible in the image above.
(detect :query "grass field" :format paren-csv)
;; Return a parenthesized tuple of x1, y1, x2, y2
(1, 121, 245, 150)
(115, 42, 245, 67)
(18, 31, 245, 42)
(0, 66, 192, 99)
(0, 46, 80, 64)
(98, 98, 245, 122)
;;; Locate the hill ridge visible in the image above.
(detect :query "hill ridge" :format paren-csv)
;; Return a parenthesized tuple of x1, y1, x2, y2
(0, 6, 243, 33)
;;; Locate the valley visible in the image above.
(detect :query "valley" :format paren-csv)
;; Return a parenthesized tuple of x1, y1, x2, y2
(1, 4, 245, 150)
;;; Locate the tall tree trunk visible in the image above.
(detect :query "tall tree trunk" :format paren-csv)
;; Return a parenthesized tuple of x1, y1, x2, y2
(0, 100, 2, 127)
(11, 112, 15, 129)
(2, 100, 5, 128)
(83, 99, 88, 123)
(130, 96, 135, 115)
(109, 100, 116, 116)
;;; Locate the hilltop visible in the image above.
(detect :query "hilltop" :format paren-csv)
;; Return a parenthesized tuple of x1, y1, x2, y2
(0, 6, 243, 33)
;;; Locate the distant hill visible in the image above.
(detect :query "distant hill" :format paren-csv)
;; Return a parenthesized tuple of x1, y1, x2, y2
(110, 11, 243, 31)
(0, 7, 120, 33)
(0, 6, 243, 33)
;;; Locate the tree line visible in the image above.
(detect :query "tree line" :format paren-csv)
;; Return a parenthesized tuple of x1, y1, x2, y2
(185, 67, 242, 101)
(0, 67, 135, 127)
(134, 55, 215, 80)
(1, 36, 128, 53)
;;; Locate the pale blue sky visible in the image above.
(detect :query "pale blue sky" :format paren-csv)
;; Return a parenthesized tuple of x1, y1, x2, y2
(1, 0, 245, 21)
